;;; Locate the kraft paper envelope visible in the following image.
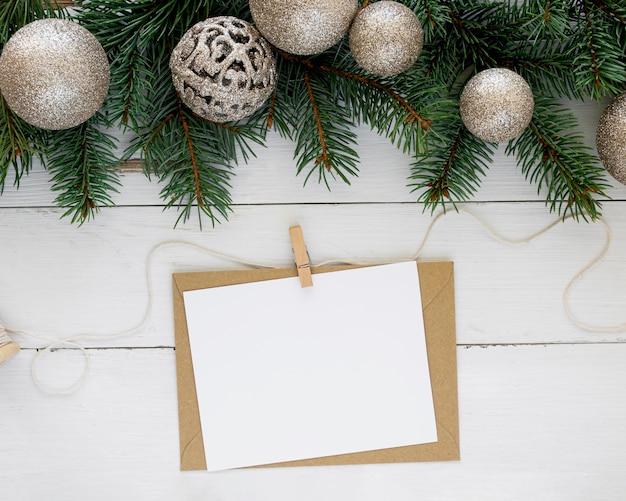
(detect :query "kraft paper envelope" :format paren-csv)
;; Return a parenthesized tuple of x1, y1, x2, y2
(173, 261, 459, 470)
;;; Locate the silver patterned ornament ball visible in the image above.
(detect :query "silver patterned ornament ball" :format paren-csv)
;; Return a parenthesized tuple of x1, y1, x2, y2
(170, 17, 276, 123)
(0, 19, 110, 130)
(596, 92, 626, 185)
(460, 68, 534, 143)
(249, 0, 358, 56)
(349, 1, 424, 77)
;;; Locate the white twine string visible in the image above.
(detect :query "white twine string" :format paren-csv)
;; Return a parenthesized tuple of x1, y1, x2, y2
(1, 210, 623, 394)
(1, 241, 272, 395)
(0, 323, 15, 346)
(413, 210, 624, 333)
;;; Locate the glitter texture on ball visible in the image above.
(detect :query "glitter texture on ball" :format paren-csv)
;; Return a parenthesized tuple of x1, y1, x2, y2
(460, 68, 534, 143)
(0, 19, 110, 130)
(596, 92, 626, 185)
(170, 17, 277, 123)
(349, 1, 424, 77)
(249, 0, 358, 56)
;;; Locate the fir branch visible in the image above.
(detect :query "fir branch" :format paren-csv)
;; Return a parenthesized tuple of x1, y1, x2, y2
(310, 44, 446, 163)
(304, 71, 332, 171)
(279, 49, 433, 132)
(409, 112, 493, 212)
(421, 0, 439, 29)
(446, 2, 505, 70)
(485, 2, 584, 100)
(500, 36, 581, 99)
(519, 0, 572, 39)
(289, 68, 359, 187)
(590, 0, 626, 23)
(47, 113, 121, 224)
(270, 51, 361, 186)
(570, 0, 626, 99)
(420, 1, 515, 88)
(390, 65, 455, 155)
(323, 65, 433, 132)
(425, 129, 463, 203)
(179, 104, 203, 209)
(77, 0, 269, 227)
(506, 96, 610, 221)
(0, 98, 41, 190)
(581, 1, 604, 93)
(409, 0, 453, 35)
(138, 106, 237, 228)
(76, 1, 161, 128)
(268, 52, 307, 140)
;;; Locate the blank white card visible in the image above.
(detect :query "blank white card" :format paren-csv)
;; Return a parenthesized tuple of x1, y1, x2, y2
(184, 261, 437, 472)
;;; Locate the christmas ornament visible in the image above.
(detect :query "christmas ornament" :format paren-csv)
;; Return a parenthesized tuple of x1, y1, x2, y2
(460, 68, 534, 143)
(596, 92, 626, 185)
(349, 1, 424, 77)
(0, 19, 109, 130)
(170, 17, 277, 123)
(249, 0, 358, 56)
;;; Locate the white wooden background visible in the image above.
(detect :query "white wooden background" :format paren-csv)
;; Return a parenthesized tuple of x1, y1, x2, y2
(1, 97, 626, 500)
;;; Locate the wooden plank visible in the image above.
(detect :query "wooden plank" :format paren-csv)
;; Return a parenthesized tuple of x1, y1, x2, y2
(0, 202, 624, 348)
(1, 134, 625, 208)
(1, 344, 625, 499)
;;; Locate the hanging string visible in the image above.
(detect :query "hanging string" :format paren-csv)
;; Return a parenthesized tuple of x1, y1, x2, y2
(0, 322, 13, 345)
(412, 209, 569, 259)
(562, 219, 626, 332)
(2, 210, 624, 394)
(412, 210, 625, 332)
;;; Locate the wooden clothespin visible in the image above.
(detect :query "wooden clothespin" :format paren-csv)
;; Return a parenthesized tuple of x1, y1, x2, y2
(289, 225, 313, 288)
(0, 322, 20, 366)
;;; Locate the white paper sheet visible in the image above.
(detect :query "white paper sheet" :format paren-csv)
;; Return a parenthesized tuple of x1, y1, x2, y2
(184, 261, 437, 472)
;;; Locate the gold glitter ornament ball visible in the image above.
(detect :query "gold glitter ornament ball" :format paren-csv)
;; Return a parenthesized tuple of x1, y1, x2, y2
(596, 92, 626, 185)
(170, 17, 276, 123)
(249, 0, 358, 56)
(0, 19, 109, 130)
(349, 1, 424, 77)
(460, 68, 534, 143)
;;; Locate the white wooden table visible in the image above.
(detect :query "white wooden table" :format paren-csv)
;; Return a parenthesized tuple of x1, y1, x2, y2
(1, 98, 626, 500)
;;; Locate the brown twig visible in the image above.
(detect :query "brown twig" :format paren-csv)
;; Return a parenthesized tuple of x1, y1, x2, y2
(528, 121, 596, 206)
(423, 0, 436, 27)
(178, 105, 204, 208)
(427, 130, 462, 201)
(266, 91, 277, 128)
(146, 112, 175, 148)
(121, 49, 135, 125)
(581, 0, 603, 91)
(304, 71, 332, 170)
(78, 125, 95, 220)
(543, 0, 551, 23)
